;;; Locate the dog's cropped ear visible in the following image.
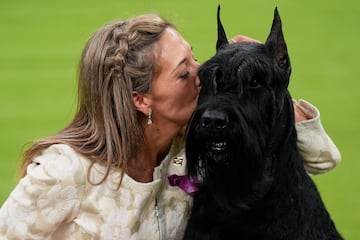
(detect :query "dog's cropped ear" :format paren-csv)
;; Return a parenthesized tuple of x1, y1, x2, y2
(265, 7, 291, 73)
(216, 5, 228, 51)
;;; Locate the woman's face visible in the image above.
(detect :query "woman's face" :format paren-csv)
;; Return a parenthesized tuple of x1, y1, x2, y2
(147, 27, 201, 131)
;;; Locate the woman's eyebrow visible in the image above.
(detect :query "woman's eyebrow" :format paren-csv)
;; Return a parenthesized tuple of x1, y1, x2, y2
(171, 45, 193, 74)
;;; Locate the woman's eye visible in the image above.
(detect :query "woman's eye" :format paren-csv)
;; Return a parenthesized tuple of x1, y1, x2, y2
(180, 71, 190, 79)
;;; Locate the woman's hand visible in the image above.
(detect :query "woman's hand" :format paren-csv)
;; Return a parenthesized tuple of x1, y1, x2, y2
(229, 35, 262, 43)
(293, 103, 309, 122)
(293, 99, 320, 122)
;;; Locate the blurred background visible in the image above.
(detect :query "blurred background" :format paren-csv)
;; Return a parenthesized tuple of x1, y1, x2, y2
(0, 0, 359, 238)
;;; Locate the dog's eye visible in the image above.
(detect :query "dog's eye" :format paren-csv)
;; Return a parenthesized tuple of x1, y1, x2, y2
(248, 78, 261, 89)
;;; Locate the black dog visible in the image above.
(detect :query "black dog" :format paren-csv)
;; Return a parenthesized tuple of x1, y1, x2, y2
(183, 6, 343, 240)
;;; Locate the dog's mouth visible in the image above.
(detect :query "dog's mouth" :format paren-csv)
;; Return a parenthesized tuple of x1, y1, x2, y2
(201, 140, 230, 164)
(209, 141, 228, 151)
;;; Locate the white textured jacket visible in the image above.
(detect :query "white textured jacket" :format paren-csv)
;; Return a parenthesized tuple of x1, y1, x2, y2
(0, 100, 341, 240)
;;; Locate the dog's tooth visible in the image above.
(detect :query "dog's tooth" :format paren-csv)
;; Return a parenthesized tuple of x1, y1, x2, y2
(210, 142, 227, 149)
(215, 142, 227, 147)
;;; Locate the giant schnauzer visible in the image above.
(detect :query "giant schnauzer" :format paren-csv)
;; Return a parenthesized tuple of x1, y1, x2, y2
(183, 6, 343, 240)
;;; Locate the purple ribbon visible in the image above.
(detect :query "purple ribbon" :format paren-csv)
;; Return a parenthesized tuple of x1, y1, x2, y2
(167, 174, 200, 195)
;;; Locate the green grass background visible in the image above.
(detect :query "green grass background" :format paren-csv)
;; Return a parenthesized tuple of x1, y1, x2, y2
(1, 0, 359, 238)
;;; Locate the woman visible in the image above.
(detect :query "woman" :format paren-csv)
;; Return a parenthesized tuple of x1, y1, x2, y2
(0, 13, 341, 239)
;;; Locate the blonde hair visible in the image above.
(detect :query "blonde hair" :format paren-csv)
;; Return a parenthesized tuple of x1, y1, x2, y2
(20, 14, 174, 185)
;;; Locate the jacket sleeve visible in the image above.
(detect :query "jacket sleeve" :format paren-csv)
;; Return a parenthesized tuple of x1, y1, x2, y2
(294, 99, 342, 175)
(0, 144, 86, 239)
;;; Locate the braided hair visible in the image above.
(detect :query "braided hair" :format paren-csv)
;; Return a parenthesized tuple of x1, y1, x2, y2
(20, 14, 174, 186)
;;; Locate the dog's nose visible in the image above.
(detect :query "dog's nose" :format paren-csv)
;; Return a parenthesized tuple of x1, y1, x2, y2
(200, 110, 228, 129)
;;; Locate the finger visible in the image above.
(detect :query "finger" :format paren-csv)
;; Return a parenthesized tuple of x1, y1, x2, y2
(229, 35, 262, 43)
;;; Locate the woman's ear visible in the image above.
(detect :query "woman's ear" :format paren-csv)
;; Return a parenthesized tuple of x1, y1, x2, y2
(132, 91, 151, 115)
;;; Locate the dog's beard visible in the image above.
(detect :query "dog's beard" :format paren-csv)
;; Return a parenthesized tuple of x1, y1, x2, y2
(187, 139, 232, 179)
(186, 104, 275, 182)
(190, 136, 275, 212)
(186, 113, 244, 181)
(186, 133, 233, 180)
(204, 140, 229, 163)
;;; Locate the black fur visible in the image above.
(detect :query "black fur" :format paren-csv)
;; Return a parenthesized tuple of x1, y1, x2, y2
(183, 6, 343, 240)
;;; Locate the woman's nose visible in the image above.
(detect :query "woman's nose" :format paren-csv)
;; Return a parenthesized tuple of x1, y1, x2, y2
(193, 61, 200, 78)
(193, 75, 200, 90)
(194, 60, 200, 70)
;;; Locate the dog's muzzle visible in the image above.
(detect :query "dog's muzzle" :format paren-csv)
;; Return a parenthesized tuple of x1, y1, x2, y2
(198, 109, 230, 160)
